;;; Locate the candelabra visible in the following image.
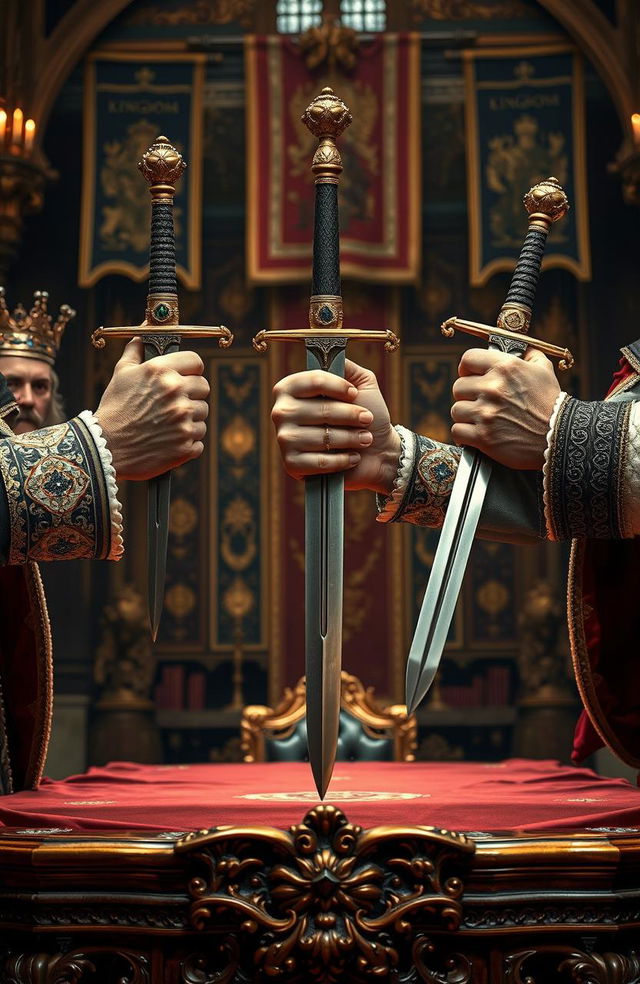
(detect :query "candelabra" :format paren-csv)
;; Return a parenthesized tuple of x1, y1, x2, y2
(0, 103, 47, 277)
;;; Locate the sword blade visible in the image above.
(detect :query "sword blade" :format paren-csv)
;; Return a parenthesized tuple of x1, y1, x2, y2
(405, 447, 491, 715)
(405, 179, 569, 716)
(148, 471, 172, 642)
(144, 338, 180, 640)
(305, 343, 345, 798)
(305, 469, 344, 799)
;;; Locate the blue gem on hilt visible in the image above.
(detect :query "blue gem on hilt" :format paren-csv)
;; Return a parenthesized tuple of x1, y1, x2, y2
(153, 302, 172, 322)
(319, 305, 334, 325)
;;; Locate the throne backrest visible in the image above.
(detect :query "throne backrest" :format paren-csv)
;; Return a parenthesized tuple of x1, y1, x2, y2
(241, 671, 417, 763)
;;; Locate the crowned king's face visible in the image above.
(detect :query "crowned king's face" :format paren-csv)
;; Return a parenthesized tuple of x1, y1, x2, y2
(0, 356, 53, 434)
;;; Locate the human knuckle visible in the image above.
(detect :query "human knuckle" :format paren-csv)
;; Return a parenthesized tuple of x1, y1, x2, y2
(311, 370, 328, 390)
(366, 366, 378, 384)
(271, 402, 285, 426)
(276, 425, 295, 447)
(161, 372, 181, 397)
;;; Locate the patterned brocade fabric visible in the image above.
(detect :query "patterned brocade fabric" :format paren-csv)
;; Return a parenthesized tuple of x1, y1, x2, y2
(377, 430, 461, 528)
(0, 416, 118, 563)
(545, 396, 632, 541)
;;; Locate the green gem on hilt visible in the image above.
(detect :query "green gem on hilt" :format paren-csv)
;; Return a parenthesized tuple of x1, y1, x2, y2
(153, 302, 172, 322)
(319, 305, 334, 324)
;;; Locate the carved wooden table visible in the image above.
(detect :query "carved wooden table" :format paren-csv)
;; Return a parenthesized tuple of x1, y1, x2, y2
(0, 761, 638, 982)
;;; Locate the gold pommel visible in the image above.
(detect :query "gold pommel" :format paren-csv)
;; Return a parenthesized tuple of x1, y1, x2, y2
(302, 87, 352, 181)
(137, 135, 186, 195)
(523, 176, 569, 227)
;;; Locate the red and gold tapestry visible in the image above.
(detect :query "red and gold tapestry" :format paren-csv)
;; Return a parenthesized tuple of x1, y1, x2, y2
(246, 34, 421, 285)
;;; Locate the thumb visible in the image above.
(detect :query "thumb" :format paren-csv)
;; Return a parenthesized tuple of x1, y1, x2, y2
(524, 346, 552, 368)
(115, 337, 144, 367)
(345, 358, 377, 390)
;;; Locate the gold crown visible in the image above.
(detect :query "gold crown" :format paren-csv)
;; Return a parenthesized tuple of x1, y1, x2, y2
(0, 288, 75, 365)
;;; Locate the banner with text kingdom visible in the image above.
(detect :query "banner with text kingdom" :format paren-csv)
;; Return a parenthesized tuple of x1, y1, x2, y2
(79, 53, 204, 288)
(464, 47, 590, 286)
(246, 34, 421, 284)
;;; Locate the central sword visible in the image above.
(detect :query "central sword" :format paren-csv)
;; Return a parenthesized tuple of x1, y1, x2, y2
(405, 177, 573, 715)
(92, 136, 233, 639)
(253, 88, 398, 797)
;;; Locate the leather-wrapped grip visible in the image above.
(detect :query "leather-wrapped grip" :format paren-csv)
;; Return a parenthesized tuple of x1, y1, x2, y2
(312, 183, 340, 298)
(149, 200, 177, 297)
(503, 225, 548, 311)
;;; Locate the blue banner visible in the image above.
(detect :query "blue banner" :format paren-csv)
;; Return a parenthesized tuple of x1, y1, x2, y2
(465, 48, 590, 285)
(79, 53, 204, 287)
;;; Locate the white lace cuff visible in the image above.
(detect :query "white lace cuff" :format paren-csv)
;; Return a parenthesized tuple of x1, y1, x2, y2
(622, 400, 640, 536)
(542, 391, 570, 541)
(376, 425, 415, 523)
(78, 410, 124, 561)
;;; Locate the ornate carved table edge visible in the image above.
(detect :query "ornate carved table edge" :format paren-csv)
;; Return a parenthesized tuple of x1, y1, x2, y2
(0, 811, 639, 983)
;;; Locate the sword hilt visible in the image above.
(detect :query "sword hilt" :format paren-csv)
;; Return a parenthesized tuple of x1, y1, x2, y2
(497, 176, 569, 336)
(252, 89, 397, 357)
(91, 135, 233, 353)
(304, 87, 351, 339)
(138, 135, 184, 336)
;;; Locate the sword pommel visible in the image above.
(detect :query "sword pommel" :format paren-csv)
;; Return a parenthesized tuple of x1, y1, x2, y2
(497, 177, 569, 335)
(138, 135, 186, 200)
(302, 87, 352, 185)
(523, 176, 570, 229)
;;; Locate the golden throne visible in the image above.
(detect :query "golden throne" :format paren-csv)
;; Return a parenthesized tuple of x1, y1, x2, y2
(241, 671, 417, 763)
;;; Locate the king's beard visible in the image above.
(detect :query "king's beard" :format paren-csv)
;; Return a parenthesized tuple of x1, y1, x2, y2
(13, 408, 44, 434)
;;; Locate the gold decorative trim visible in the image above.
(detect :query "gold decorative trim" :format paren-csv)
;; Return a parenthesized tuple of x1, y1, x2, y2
(309, 295, 343, 331)
(241, 670, 417, 763)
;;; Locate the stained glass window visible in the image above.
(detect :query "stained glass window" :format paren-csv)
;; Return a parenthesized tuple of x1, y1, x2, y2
(276, 0, 323, 34)
(340, 0, 386, 32)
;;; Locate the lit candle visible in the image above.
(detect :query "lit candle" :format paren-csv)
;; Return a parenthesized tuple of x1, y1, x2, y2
(11, 107, 23, 152)
(24, 118, 35, 154)
(632, 113, 640, 147)
(0, 110, 6, 151)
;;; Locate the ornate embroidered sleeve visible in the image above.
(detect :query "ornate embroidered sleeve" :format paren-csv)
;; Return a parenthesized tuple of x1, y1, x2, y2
(376, 425, 461, 527)
(543, 395, 634, 540)
(0, 415, 124, 564)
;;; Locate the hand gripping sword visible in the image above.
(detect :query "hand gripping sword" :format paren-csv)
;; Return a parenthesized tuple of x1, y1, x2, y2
(405, 177, 574, 715)
(92, 135, 233, 640)
(253, 88, 399, 798)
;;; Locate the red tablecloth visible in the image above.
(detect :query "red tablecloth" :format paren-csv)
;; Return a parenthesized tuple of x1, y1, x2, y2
(0, 760, 639, 834)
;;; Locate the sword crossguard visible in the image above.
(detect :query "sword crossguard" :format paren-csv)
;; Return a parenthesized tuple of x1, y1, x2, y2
(91, 324, 234, 350)
(441, 317, 574, 371)
(252, 327, 399, 354)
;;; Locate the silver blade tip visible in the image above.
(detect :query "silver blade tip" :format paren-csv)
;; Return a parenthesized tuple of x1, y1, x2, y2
(311, 763, 332, 800)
